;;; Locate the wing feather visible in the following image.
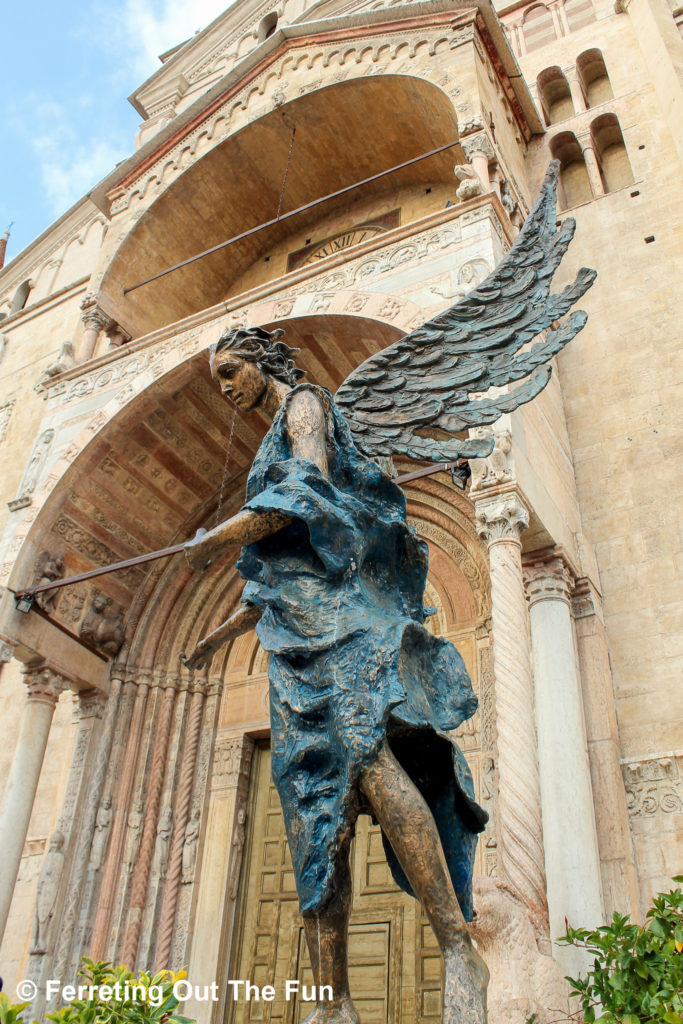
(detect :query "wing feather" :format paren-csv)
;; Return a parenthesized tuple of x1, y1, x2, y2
(335, 161, 596, 463)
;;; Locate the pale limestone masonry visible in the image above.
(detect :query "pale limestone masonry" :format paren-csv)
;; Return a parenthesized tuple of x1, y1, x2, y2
(0, 0, 681, 1016)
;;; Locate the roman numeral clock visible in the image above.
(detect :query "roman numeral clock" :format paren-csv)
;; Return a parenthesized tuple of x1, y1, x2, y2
(287, 209, 400, 272)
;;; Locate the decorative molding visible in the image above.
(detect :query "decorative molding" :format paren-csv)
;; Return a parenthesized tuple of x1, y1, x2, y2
(461, 131, 495, 162)
(523, 553, 575, 607)
(22, 664, 68, 705)
(212, 734, 255, 789)
(621, 752, 683, 819)
(475, 492, 529, 545)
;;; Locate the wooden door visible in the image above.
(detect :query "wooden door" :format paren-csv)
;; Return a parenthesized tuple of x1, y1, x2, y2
(227, 745, 444, 1024)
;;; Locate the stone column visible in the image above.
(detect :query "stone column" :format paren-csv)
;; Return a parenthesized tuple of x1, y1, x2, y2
(0, 663, 67, 942)
(566, 68, 588, 114)
(524, 554, 605, 972)
(462, 134, 495, 193)
(76, 295, 112, 364)
(578, 134, 607, 198)
(475, 493, 549, 937)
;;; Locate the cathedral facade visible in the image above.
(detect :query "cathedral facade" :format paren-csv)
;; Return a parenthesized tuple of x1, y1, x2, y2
(0, 0, 681, 1021)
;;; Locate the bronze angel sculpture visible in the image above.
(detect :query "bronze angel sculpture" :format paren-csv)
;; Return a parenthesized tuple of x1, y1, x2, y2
(183, 163, 596, 1024)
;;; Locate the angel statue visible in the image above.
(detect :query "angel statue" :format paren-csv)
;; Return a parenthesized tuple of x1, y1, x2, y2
(182, 162, 595, 1024)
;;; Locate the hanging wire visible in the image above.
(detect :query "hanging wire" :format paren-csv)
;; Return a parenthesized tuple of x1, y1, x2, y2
(276, 123, 296, 221)
(213, 405, 238, 528)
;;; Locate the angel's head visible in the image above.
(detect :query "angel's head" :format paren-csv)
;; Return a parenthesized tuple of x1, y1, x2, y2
(210, 326, 304, 411)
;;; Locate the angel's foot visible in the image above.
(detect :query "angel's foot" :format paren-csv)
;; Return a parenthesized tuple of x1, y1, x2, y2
(443, 939, 489, 1024)
(301, 996, 361, 1024)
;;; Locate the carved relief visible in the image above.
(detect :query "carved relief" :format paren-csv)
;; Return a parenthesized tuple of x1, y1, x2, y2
(8, 428, 54, 511)
(30, 831, 65, 955)
(79, 592, 125, 656)
(181, 808, 200, 883)
(622, 754, 683, 818)
(32, 551, 65, 612)
(228, 804, 248, 900)
(51, 516, 143, 591)
(89, 795, 114, 870)
(0, 399, 15, 442)
(152, 805, 174, 881)
(469, 877, 571, 1024)
(469, 427, 513, 494)
(213, 735, 255, 789)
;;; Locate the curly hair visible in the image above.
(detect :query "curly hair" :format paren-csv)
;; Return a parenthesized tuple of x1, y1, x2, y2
(210, 326, 305, 388)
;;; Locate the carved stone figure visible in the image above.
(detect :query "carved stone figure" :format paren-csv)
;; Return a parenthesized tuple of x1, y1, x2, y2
(182, 808, 201, 883)
(228, 806, 247, 899)
(181, 164, 594, 1024)
(79, 592, 125, 656)
(89, 794, 113, 870)
(33, 551, 65, 612)
(44, 340, 75, 378)
(454, 164, 484, 201)
(124, 798, 143, 875)
(30, 830, 65, 954)
(469, 428, 513, 494)
(469, 877, 571, 1024)
(152, 806, 173, 881)
(9, 428, 54, 509)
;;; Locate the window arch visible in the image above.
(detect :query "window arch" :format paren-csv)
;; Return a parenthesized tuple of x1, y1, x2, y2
(257, 11, 279, 42)
(577, 49, 613, 107)
(9, 279, 33, 315)
(537, 67, 575, 125)
(549, 132, 592, 209)
(522, 5, 558, 53)
(591, 114, 634, 191)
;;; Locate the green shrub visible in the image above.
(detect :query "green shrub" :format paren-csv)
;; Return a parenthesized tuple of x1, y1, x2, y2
(530, 877, 683, 1023)
(1, 960, 195, 1024)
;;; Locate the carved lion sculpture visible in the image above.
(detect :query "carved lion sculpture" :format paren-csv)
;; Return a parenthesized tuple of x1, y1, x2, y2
(469, 876, 572, 1024)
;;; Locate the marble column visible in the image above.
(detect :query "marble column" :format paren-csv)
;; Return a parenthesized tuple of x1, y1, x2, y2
(462, 134, 495, 193)
(475, 493, 549, 937)
(0, 663, 67, 942)
(566, 68, 588, 114)
(524, 554, 604, 972)
(578, 134, 607, 198)
(76, 296, 112, 364)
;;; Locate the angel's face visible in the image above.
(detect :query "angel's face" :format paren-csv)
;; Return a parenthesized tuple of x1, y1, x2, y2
(213, 353, 268, 411)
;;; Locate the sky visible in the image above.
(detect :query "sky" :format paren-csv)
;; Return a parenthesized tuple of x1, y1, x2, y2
(1, 0, 236, 265)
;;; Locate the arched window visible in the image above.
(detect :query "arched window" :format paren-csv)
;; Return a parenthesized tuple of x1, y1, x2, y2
(522, 5, 558, 53)
(549, 132, 592, 209)
(258, 11, 278, 42)
(9, 279, 33, 315)
(537, 67, 575, 125)
(564, 0, 596, 31)
(577, 49, 613, 107)
(591, 114, 634, 191)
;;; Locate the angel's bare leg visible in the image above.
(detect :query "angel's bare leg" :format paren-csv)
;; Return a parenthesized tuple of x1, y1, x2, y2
(181, 601, 261, 671)
(360, 744, 488, 1024)
(301, 849, 360, 1024)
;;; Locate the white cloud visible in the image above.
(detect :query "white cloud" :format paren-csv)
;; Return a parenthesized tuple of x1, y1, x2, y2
(118, 0, 234, 80)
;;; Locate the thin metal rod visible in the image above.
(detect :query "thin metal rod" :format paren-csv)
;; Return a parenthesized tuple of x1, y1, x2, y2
(14, 462, 460, 599)
(123, 140, 459, 295)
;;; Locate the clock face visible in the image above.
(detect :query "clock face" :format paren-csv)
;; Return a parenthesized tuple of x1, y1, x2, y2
(287, 210, 400, 272)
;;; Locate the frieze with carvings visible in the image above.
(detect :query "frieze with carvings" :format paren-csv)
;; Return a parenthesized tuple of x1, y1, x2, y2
(622, 753, 683, 818)
(51, 515, 144, 592)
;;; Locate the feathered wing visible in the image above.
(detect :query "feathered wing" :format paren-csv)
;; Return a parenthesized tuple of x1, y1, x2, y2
(335, 161, 596, 463)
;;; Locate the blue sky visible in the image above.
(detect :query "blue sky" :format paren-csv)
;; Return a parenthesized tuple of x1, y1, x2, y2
(1, 0, 234, 265)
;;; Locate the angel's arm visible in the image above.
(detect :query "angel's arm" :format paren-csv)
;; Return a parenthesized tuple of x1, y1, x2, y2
(185, 387, 328, 571)
(181, 601, 261, 671)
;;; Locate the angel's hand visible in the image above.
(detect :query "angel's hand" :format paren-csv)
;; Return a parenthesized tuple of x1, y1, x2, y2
(185, 528, 211, 571)
(181, 639, 217, 671)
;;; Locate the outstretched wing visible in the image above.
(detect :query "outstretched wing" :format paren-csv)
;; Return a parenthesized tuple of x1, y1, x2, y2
(335, 161, 596, 463)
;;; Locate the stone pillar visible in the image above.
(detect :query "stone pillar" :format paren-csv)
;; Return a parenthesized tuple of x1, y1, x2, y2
(578, 134, 607, 198)
(0, 663, 67, 942)
(524, 553, 604, 973)
(475, 493, 549, 938)
(566, 68, 588, 114)
(76, 295, 112, 364)
(462, 134, 495, 193)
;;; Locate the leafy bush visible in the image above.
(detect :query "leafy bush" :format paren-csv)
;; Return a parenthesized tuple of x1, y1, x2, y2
(540, 877, 683, 1023)
(0, 960, 196, 1024)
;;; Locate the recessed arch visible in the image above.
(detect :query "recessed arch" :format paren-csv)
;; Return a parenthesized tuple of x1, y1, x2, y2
(99, 75, 462, 339)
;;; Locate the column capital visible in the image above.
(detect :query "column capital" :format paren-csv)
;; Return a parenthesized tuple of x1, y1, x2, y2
(475, 491, 529, 545)
(523, 549, 576, 606)
(461, 132, 495, 162)
(22, 662, 69, 705)
(80, 294, 112, 333)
